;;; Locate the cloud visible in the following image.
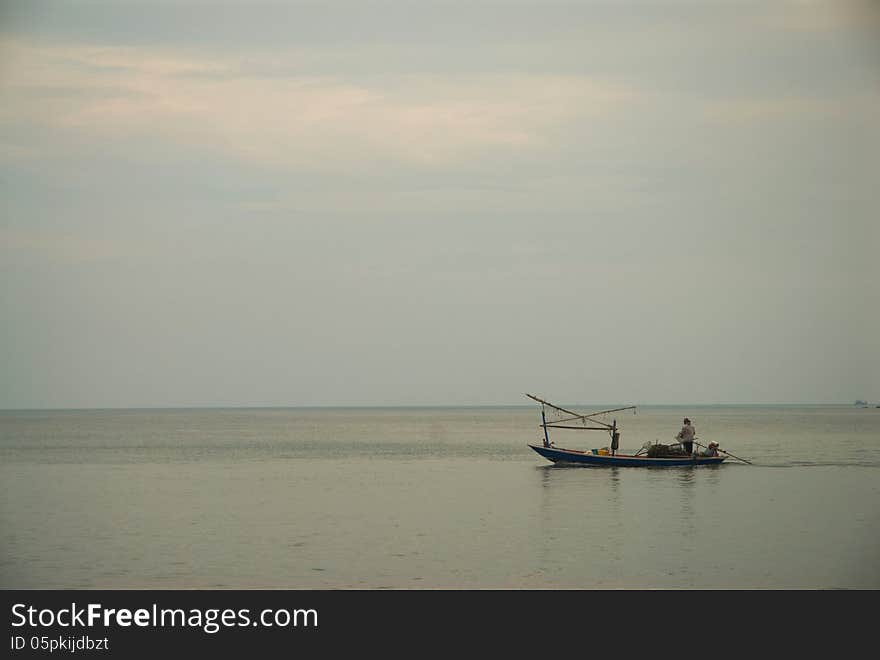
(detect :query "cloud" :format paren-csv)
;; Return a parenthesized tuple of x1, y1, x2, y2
(702, 93, 880, 124)
(0, 39, 635, 170)
(0, 228, 127, 263)
(761, 0, 880, 34)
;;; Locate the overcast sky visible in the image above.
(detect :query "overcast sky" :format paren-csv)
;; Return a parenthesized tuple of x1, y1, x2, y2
(1, 0, 878, 408)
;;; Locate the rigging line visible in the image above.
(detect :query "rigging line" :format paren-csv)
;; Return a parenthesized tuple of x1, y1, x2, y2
(525, 393, 590, 419)
(525, 394, 634, 427)
(582, 405, 638, 418)
(542, 412, 613, 428)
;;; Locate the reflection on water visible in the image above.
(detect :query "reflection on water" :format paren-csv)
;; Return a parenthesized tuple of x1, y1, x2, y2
(676, 469, 696, 542)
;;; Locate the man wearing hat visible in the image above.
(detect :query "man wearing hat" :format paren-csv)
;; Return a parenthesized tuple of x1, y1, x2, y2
(701, 441, 720, 457)
(676, 417, 696, 455)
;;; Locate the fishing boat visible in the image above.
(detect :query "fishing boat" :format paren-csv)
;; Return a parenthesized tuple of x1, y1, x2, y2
(525, 393, 728, 467)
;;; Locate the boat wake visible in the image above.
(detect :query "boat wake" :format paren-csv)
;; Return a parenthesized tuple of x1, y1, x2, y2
(755, 459, 880, 469)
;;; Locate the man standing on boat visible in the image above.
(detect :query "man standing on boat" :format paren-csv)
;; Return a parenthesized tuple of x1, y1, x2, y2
(676, 417, 695, 454)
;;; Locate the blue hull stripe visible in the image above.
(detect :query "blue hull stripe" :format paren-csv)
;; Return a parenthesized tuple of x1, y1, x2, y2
(529, 444, 726, 467)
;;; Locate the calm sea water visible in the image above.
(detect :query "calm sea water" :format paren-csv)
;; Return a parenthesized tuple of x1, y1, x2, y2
(1, 405, 878, 589)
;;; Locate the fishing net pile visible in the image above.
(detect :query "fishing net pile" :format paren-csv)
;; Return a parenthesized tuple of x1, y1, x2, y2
(646, 443, 688, 458)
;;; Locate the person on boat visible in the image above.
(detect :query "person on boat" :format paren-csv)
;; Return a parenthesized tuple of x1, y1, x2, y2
(699, 441, 719, 457)
(676, 417, 695, 454)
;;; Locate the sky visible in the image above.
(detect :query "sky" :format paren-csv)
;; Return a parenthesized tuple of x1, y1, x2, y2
(1, 0, 878, 408)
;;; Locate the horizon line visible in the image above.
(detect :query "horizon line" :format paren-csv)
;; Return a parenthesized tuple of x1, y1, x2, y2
(0, 401, 869, 412)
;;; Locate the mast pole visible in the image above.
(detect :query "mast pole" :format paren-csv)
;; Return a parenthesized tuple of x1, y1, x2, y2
(541, 406, 551, 447)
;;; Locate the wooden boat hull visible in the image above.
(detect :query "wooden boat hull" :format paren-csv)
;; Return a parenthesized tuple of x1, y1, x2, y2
(529, 444, 727, 467)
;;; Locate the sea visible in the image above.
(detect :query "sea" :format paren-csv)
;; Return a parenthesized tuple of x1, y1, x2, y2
(1, 405, 878, 590)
